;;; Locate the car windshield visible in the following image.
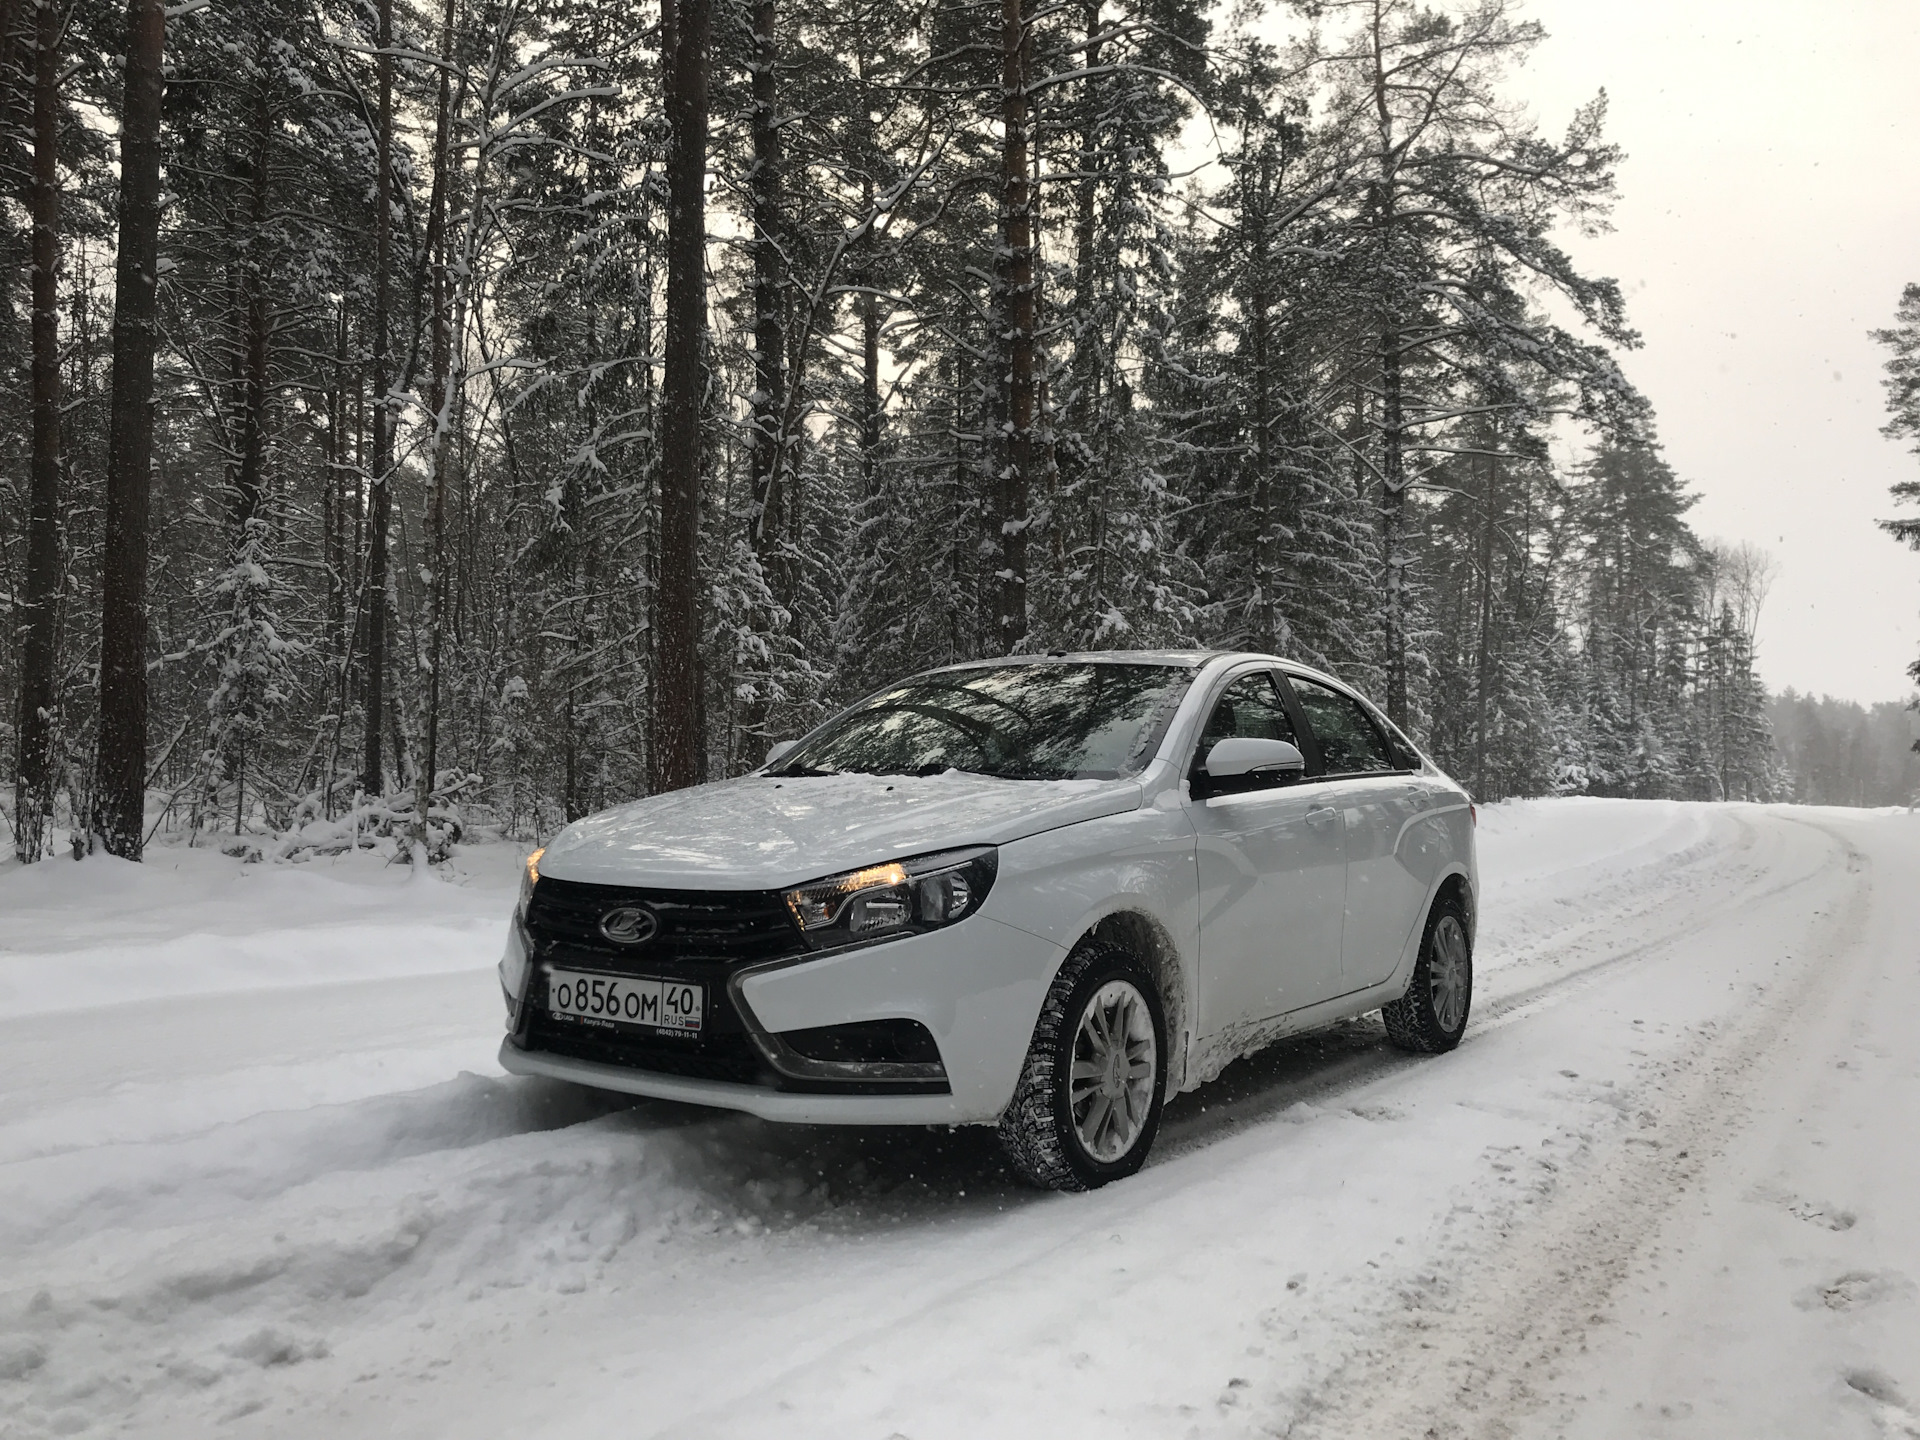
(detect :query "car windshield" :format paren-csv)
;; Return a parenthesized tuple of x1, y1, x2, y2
(768, 663, 1197, 781)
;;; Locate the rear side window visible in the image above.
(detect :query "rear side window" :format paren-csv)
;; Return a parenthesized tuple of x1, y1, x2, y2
(1288, 676, 1398, 775)
(1361, 699, 1424, 771)
(1196, 671, 1298, 755)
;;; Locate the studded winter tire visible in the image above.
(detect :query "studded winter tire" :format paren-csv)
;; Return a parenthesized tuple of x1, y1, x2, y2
(1382, 893, 1473, 1054)
(997, 943, 1169, 1191)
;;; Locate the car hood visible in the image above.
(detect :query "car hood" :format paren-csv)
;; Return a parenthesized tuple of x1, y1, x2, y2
(537, 771, 1144, 890)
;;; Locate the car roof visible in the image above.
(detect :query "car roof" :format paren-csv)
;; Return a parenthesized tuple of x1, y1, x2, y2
(927, 649, 1355, 691)
(931, 649, 1220, 670)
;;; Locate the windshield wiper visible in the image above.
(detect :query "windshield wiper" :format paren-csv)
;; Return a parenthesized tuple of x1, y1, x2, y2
(942, 764, 1078, 781)
(766, 764, 842, 778)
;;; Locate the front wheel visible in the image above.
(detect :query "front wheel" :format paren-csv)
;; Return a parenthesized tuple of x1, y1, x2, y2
(998, 944, 1168, 1191)
(1382, 895, 1473, 1053)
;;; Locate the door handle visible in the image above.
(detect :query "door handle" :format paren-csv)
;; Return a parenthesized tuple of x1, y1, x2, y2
(1306, 805, 1338, 828)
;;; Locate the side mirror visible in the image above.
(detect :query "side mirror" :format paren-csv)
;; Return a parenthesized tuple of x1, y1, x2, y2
(764, 740, 797, 768)
(1202, 737, 1306, 781)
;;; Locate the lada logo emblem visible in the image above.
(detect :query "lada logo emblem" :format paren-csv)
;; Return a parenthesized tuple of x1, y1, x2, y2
(599, 905, 659, 946)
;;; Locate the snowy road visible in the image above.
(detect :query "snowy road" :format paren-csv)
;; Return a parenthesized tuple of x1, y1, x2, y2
(2, 800, 1916, 1439)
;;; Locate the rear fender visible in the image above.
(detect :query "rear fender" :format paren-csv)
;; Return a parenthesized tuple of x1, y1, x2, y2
(1383, 862, 1476, 996)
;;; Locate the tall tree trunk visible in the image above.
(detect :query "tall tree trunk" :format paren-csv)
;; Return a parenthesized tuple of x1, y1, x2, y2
(231, 63, 270, 537)
(992, 0, 1033, 649)
(854, 57, 879, 502)
(746, 0, 783, 559)
(361, 0, 394, 797)
(736, 0, 784, 765)
(319, 305, 349, 819)
(413, 0, 456, 853)
(1473, 449, 1498, 796)
(93, 0, 166, 859)
(858, 172, 879, 501)
(650, 0, 710, 794)
(1370, 13, 1408, 726)
(1071, 1, 1099, 310)
(1378, 322, 1407, 721)
(351, 367, 365, 610)
(15, 0, 62, 863)
(327, 304, 348, 674)
(1246, 133, 1277, 652)
(1057, 0, 1101, 566)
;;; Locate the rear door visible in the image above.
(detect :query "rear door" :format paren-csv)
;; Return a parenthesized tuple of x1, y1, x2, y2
(1281, 673, 1431, 990)
(1184, 667, 1348, 1036)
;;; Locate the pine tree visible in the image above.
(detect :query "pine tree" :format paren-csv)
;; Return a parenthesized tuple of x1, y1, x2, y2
(653, 0, 713, 792)
(13, 0, 63, 860)
(1872, 283, 1920, 692)
(1299, 0, 1639, 727)
(359, 0, 397, 800)
(93, 0, 166, 858)
(194, 517, 303, 838)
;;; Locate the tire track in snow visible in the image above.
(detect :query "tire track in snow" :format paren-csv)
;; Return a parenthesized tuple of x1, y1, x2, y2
(1280, 816, 1871, 1440)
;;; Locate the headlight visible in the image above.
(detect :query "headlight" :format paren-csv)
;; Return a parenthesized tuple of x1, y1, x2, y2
(518, 846, 545, 916)
(783, 846, 997, 950)
(505, 847, 545, 1023)
(514, 852, 545, 929)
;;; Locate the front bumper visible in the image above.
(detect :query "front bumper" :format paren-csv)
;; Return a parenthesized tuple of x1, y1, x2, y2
(498, 1040, 982, 1124)
(503, 911, 1066, 1125)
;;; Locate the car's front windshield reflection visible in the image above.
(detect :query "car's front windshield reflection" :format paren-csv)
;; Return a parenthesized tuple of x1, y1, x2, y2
(767, 663, 1196, 781)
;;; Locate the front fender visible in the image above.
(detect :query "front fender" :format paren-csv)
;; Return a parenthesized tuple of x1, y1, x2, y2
(735, 914, 1066, 1121)
(736, 803, 1198, 1122)
(987, 800, 1200, 1086)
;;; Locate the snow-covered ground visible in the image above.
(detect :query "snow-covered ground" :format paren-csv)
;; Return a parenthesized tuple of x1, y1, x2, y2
(2, 799, 1916, 1439)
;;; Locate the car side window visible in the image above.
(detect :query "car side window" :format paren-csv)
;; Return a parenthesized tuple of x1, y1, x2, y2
(1287, 676, 1398, 775)
(1194, 671, 1298, 771)
(1361, 699, 1424, 771)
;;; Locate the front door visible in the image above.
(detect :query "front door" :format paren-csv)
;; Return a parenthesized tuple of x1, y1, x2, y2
(1186, 669, 1348, 1036)
(1285, 674, 1431, 989)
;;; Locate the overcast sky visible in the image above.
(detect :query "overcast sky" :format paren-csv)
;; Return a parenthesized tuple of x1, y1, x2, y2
(1511, 0, 1920, 705)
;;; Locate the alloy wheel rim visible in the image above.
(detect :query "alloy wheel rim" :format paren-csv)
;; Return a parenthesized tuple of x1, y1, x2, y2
(1429, 915, 1470, 1032)
(1069, 980, 1157, 1163)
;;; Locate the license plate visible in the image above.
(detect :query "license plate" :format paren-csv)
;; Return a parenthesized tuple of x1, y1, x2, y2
(546, 968, 703, 1033)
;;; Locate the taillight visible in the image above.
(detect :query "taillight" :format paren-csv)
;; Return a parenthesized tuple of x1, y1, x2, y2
(1470, 804, 1478, 827)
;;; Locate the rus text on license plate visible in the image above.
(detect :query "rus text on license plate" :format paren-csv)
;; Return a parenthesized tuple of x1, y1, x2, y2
(547, 968, 703, 1033)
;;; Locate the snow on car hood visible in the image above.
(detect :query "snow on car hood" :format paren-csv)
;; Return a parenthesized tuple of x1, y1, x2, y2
(537, 770, 1143, 890)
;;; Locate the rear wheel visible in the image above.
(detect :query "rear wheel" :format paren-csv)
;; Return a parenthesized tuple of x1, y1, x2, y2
(1382, 895, 1472, 1054)
(998, 944, 1167, 1191)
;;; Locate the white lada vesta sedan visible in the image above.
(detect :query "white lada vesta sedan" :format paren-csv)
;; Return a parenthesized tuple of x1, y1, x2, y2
(498, 651, 1477, 1190)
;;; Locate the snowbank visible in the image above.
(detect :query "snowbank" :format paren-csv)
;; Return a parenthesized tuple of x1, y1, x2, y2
(0, 841, 524, 1016)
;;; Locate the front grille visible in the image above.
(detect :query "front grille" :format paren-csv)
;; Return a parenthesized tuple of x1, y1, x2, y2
(523, 876, 803, 968)
(518, 876, 799, 1087)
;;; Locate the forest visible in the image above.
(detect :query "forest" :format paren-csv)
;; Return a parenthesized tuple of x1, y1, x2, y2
(0, 0, 1797, 865)
(1768, 692, 1920, 810)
